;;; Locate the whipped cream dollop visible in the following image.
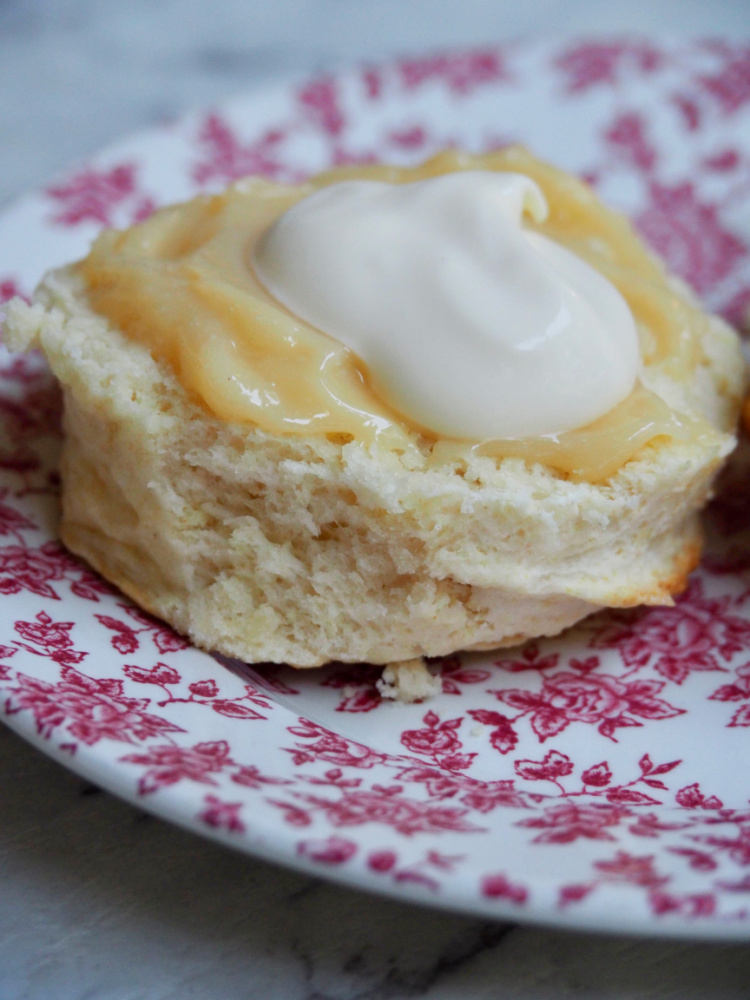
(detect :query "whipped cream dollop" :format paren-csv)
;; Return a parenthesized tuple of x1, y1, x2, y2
(253, 171, 640, 439)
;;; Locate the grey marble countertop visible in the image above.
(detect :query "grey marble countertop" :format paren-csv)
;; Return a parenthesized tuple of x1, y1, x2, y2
(2, 2, 750, 997)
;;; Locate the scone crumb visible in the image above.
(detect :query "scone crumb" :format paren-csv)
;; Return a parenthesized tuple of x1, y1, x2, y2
(377, 658, 442, 702)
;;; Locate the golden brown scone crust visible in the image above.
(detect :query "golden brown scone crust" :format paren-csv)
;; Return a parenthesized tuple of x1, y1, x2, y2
(3, 264, 745, 666)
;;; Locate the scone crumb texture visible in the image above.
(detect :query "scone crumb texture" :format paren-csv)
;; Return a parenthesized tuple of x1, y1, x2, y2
(377, 658, 443, 702)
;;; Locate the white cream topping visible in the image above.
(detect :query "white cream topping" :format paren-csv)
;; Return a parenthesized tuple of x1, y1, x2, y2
(252, 171, 640, 439)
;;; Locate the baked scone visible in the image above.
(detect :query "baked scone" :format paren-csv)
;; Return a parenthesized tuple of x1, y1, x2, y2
(3, 150, 745, 667)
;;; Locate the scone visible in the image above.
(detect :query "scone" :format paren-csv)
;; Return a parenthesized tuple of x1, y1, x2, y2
(3, 149, 745, 668)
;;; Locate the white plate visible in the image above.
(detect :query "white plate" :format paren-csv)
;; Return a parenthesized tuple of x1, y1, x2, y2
(2, 38, 750, 940)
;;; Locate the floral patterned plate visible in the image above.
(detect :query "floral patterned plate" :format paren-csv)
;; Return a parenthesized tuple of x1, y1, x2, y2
(2, 38, 750, 940)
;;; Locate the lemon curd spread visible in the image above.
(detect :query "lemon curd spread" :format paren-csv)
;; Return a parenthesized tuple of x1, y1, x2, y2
(254, 170, 640, 440)
(78, 149, 715, 482)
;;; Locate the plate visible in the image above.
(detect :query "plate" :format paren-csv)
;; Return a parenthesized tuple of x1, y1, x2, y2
(2, 37, 750, 940)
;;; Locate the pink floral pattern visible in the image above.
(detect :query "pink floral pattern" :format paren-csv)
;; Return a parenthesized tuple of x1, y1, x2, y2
(4, 664, 184, 746)
(96, 604, 190, 655)
(589, 578, 750, 683)
(696, 45, 750, 115)
(491, 669, 684, 742)
(554, 41, 663, 93)
(45, 163, 155, 228)
(2, 38, 750, 938)
(297, 78, 346, 136)
(199, 794, 246, 833)
(0, 278, 28, 309)
(191, 114, 297, 186)
(635, 181, 747, 295)
(397, 50, 510, 94)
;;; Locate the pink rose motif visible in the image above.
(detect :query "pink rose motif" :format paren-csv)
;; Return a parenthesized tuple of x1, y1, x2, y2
(15, 612, 75, 651)
(297, 835, 357, 865)
(669, 848, 717, 872)
(481, 873, 528, 905)
(0, 545, 66, 599)
(515, 750, 574, 783)
(554, 41, 662, 93)
(297, 78, 345, 136)
(517, 802, 629, 844)
(459, 780, 527, 813)
(711, 663, 750, 706)
(318, 663, 382, 712)
(582, 762, 613, 787)
(594, 850, 668, 888)
(645, 607, 727, 664)
(112, 631, 138, 655)
(294, 787, 483, 836)
(649, 892, 716, 918)
(388, 126, 428, 151)
(120, 740, 233, 794)
(401, 711, 464, 760)
(397, 764, 527, 813)
(187, 679, 218, 698)
(544, 674, 631, 723)
(675, 783, 723, 810)
(95, 615, 140, 654)
(560, 851, 675, 911)
(306, 733, 382, 768)
(150, 625, 190, 654)
(13, 611, 87, 666)
(702, 828, 750, 867)
(192, 114, 291, 186)
(336, 688, 382, 713)
(199, 794, 245, 833)
(703, 149, 741, 172)
(398, 49, 509, 95)
(45, 163, 155, 228)
(396, 766, 464, 800)
(287, 719, 387, 769)
(467, 709, 518, 755)
(231, 765, 290, 790)
(0, 278, 27, 305)
(368, 849, 398, 872)
(123, 662, 181, 687)
(604, 112, 657, 172)
(5, 674, 67, 735)
(591, 578, 750, 682)
(5, 665, 184, 745)
(697, 46, 750, 115)
(498, 668, 684, 742)
(635, 181, 746, 295)
(559, 883, 594, 907)
(627, 811, 690, 838)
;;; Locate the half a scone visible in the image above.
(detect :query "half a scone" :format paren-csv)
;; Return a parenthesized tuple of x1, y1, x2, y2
(3, 149, 745, 667)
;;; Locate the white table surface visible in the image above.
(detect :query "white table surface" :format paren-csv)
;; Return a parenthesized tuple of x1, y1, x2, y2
(2, 1, 750, 997)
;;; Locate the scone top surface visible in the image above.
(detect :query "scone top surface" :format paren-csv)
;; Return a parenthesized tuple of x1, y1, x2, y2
(78, 148, 723, 483)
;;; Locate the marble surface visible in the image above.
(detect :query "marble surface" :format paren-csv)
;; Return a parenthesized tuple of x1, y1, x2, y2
(2, 1, 750, 997)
